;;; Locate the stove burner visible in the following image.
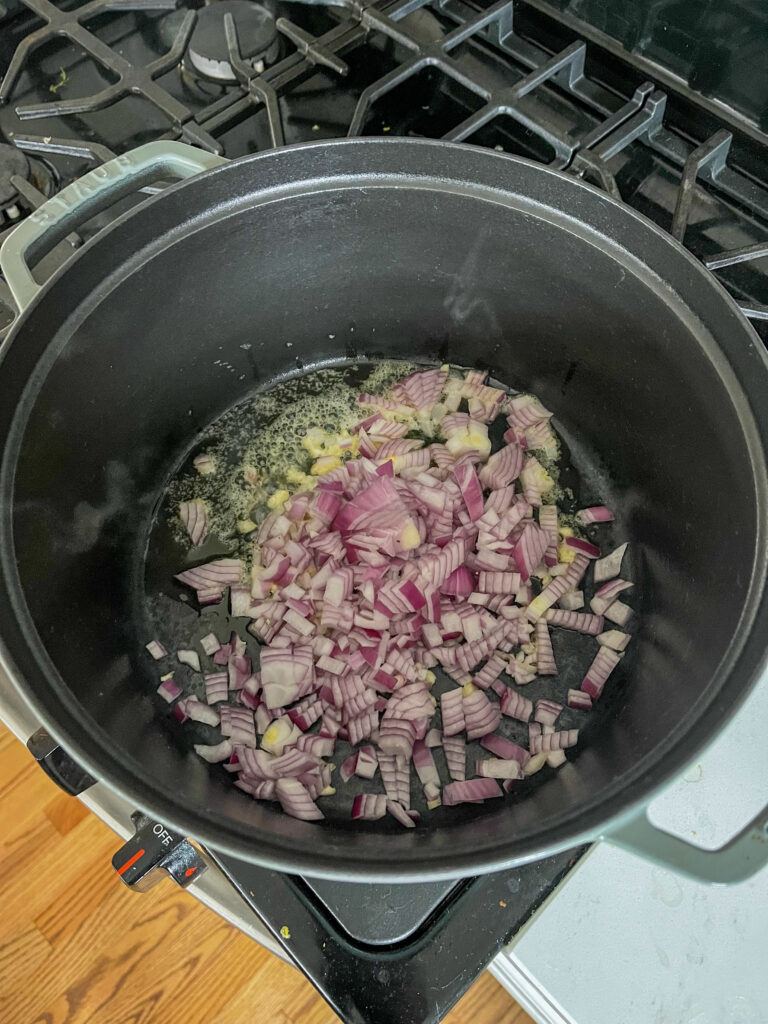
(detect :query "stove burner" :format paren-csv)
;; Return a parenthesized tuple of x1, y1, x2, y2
(187, 1, 280, 84)
(0, 143, 55, 226)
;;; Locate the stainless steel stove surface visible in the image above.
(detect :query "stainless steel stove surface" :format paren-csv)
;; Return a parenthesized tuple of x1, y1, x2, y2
(1, 2, 768, 1022)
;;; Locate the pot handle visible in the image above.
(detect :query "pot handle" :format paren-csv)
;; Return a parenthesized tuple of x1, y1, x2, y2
(600, 800, 768, 884)
(0, 140, 228, 312)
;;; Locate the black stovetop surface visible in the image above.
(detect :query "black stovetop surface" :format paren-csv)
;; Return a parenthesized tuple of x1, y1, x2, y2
(210, 844, 586, 1024)
(3, 1, 768, 1019)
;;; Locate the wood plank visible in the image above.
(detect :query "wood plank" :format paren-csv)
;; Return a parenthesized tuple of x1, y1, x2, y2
(0, 725, 533, 1024)
(44, 792, 91, 836)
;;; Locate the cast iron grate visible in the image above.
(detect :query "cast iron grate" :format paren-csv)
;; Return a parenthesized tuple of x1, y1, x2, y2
(2, 0, 767, 323)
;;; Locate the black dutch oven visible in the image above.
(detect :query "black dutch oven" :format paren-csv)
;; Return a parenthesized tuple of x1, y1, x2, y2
(1, 138, 767, 881)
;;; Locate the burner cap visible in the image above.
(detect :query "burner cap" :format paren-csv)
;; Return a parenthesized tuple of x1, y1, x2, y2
(187, 1, 279, 83)
(0, 144, 30, 210)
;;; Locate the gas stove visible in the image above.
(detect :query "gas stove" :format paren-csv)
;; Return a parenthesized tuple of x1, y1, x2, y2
(2, 2, 768, 1022)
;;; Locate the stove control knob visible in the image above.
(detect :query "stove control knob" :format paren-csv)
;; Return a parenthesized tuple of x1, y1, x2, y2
(112, 811, 207, 892)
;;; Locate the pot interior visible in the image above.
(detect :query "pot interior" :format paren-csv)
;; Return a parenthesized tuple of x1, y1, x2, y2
(1, 144, 765, 876)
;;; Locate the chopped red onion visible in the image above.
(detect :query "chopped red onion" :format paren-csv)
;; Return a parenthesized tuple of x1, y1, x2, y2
(596, 629, 631, 652)
(463, 687, 501, 740)
(593, 542, 628, 584)
(546, 608, 605, 635)
(576, 506, 614, 525)
(564, 536, 601, 559)
(275, 778, 324, 820)
(424, 728, 442, 747)
(500, 688, 532, 722)
(193, 452, 216, 475)
(352, 793, 387, 820)
(525, 555, 590, 621)
(176, 648, 201, 672)
(590, 578, 633, 615)
(480, 733, 530, 766)
(178, 697, 221, 726)
(156, 675, 182, 703)
(475, 758, 521, 780)
(534, 620, 557, 675)
(175, 558, 243, 593)
(204, 671, 228, 704)
(558, 590, 584, 611)
(161, 368, 637, 828)
(443, 778, 502, 805)
(506, 394, 552, 429)
(387, 799, 417, 828)
(581, 647, 622, 699)
(145, 640, 168, 660)
(442, 734, 466, 781)
(440, 687, 465, 737)
(194, 739, 233, 763)
(567, 689, 593, 711)
(454, 463, 484, 521)
(604, 599, 633, 627)
(534, 698, 563, 726)
(180, 499, 209, 546)
(478, 443, 524, 489)
(532, 729, 579, 753)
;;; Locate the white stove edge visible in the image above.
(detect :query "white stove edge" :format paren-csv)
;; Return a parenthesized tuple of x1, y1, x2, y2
(3, 664, 767, 1023)
(494, 665, 768, 1024)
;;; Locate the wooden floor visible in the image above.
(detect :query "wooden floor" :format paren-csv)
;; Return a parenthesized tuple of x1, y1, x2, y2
(0, 724, 534, 1024)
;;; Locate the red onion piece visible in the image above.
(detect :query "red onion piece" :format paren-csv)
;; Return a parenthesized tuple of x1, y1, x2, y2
(480, 733, 530, 766)
(591, 578, 633, 615)
(564, 536, 600, 559)
(193, 452, 216, 475)
(199, 632, 221, 656)
(500, 688, 533, 722)
(593, 543, 628, 584)
(179, 499, 209, 546)
(534, 698, 563, 726)
(475, 758, 521, 780)
(576, 506, 614, 525)
(156, 675, 182, 703)
(581, 647, 622, 699)
(194, 739, 233, 763)
(352, 793, 387, 820)
(534, 620, 557, 675)
(387, 799, 417, 828)
(454, 463, 484, 521)
(440, 688, 465, 737)
(442, 734, 466, 781)
(175, 558, 243, 592)
(558, 590, 584, 611)
(506, 394, 552, 430)
(478, 443, 524, 489)
(204, 671, 228, 704)
(443, 778, 503, 805)
(604, 600, 633, 627)
(567, 689, 593, 711)
(546, 608, 605, 635)
(176, 648, 201, 672)
(275, 778, 324, 820)
(596, 629, 631, 652)
(146, 640, 168, 660)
